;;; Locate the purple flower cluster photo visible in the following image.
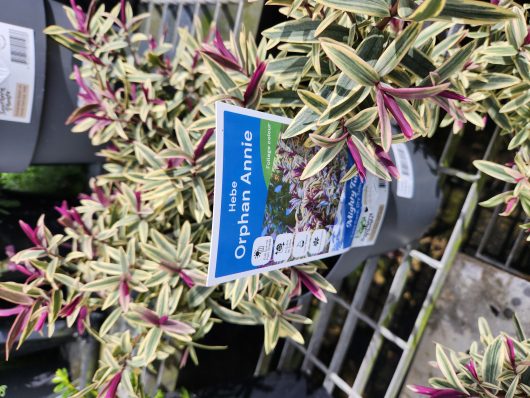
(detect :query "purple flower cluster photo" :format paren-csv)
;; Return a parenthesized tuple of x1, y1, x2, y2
(262, 135, 348, 239)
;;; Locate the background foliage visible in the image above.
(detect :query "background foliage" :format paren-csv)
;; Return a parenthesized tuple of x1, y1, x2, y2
(0, 165, 87, 196)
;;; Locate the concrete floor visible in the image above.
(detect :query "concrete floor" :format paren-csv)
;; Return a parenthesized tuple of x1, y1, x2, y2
(402, 253, 530, 396)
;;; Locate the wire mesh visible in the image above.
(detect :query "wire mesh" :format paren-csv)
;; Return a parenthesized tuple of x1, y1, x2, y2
(140, 0, 245, 44)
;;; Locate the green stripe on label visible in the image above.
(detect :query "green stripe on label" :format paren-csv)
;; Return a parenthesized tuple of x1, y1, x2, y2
(260, 119, 282, 188)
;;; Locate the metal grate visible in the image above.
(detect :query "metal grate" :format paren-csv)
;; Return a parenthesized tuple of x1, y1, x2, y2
(140, 0, 245, 44)
(466, 182, 530, 276)
(254, 128, 502, 397)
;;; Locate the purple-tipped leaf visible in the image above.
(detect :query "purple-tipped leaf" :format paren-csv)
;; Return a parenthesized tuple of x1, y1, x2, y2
(5, 245, 15, 258)
(501, 197, 518, 216)
(166, 158, 185, 169)
(178, 270, 195, 289)
(79, 51, 104, 66)
(296, 270, 327, 302)
(379, 83, 450, 100)
(34, 310, 48, 333)
(73, 65, 98, 104)
(407, 385, 468, 397)
(18, 220, 42, 247)
(94, 186, 111, 207)
(464, 359, 478, 380)
(120, 0, 126, 26)
(15, 264, 33, 277)
(289, 273, 302, 298)
(159, 260, 180, 273)
(102, 371, 123, 398)
(201, 31, 242, 72)
(244, 61, 267, 106)
(524, 27, 530, 46)
(179, 348, 190, 369)
(69, 209, 91, 235)
(506, 336, 517, 369)
(0, 305, 25, 317)
(390, 18, 403, 34)
(119, 278, 130, 312)
(438, 90, 471, 102)
(77, 306, 88, 335)
(55, 200, 71, 219)
(148, 36, 158, 50)
(284, 305, 303, 314)
(193, 128, 215, 161)
(160, 318, 195, 335)
(134, 191, 142, 213)
(0, 287, 35, 306)
(214, 30, 238, 63)
(68, 112, 111, 124)
(66, 104, 101, 125)
(375, 144, 400, 179)
(430, 97, 466, 122)
(136, 306, 161, 325)
(69, 0, 87, 33)
(5, 245, 17, 271)
(382, 93, 414, 139)
(201, 46, 242, 72)
(59, 295, 82, 317)
(191, 50, 201, 70)
(346, 137, 366, 182)
(5, 306, 31, 360)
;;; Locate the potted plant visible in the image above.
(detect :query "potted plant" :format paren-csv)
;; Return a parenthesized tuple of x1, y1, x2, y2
(0, 0, 528, 396)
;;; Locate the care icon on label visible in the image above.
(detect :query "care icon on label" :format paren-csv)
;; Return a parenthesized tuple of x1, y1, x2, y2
(309, 229, 328, 255)
(273, 233, 294, 262)
(251, 236, 273, 266)
(292, 231, 311, 258)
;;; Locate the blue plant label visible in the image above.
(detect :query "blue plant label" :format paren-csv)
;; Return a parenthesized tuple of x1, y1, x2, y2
(207, 102, 389, 286)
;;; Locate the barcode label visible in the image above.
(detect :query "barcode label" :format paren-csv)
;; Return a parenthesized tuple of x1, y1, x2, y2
(391, 143, 414, 199)
(9, 29, 29, 65)
(0, 22, 35, 123)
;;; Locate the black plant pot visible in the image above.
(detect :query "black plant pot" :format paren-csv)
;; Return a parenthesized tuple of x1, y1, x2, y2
(326, 140, 440, 286)
(177, 323, 265, 391)
(0, 0, 97, 173)
(192, 371, 332, 398)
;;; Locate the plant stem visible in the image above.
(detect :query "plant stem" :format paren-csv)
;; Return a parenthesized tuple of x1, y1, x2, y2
(375, 2, 399, 31)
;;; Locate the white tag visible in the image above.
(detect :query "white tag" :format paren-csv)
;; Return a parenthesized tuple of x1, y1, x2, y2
(349, 175, 389, 248)
(0, 22, 35, 123)
(392, 143, 414, 199)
